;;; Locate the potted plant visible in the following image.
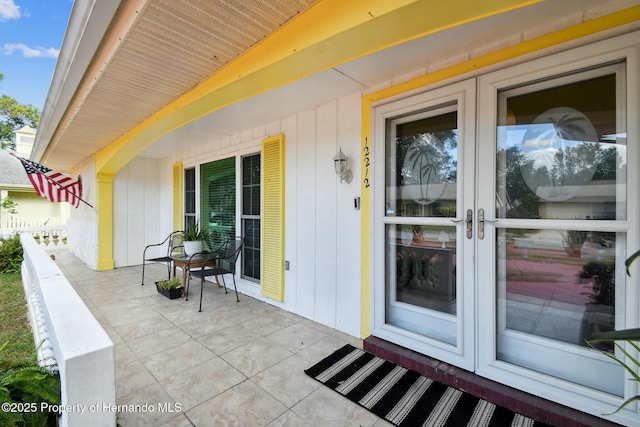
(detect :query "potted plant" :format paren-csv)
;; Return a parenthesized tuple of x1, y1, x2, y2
(586, 249, 640, 414)
(562, 229, 588, 256)
(183, 220, 205, 256)
(155, 277, 183, 299)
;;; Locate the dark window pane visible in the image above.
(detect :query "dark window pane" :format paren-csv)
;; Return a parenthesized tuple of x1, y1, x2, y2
(201, 158, 235, 248)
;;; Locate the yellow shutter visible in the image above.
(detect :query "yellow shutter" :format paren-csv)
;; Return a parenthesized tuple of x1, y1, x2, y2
(261, 134, 285, 301)
(172, 162, 183, 231)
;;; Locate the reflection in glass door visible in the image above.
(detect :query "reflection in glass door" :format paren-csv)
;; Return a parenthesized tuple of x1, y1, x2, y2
(374, 36, 638, 421)
(385, 103, 459, 343)
(479, 62, 627, 396)
(374, 81, 475, 370)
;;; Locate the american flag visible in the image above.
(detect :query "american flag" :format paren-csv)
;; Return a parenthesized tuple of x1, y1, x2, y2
(12, 154, 83, 208)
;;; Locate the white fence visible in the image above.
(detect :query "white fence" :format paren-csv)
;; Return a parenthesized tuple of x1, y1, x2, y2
(1, 216, 65, 229)
(20, 234, 116, 427)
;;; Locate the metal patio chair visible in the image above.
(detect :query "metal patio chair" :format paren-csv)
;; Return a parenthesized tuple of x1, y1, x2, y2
(187, 236, 244, 311)
(141, 230, 184, 286)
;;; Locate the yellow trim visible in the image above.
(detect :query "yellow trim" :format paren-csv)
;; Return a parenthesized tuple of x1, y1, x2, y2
(359, 6, 640, 338)
(91, 0, 540, 271)
(94, 0, 540, 176)
(172, 162, 183, 231)
(261, 134, 286, 301)
(96, 173, 114, 271)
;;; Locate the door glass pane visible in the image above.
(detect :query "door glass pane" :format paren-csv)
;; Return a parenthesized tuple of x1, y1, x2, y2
(386, 107, 458, 218)
(386, 224, 458, 344)
(494, 63, 626, 396)
(496, 228, 622, 395)
(388, 224, 457, 313)
(496, 67, 626, 220)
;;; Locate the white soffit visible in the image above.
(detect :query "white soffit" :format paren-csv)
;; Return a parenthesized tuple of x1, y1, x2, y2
(145, 0, 636, 158)
(41, 0, 638, 168)
(41, 0, 316, 170)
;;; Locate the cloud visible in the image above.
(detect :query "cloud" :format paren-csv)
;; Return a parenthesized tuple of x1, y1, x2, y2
(0, 0, 21, 22)
(1, 43, 59, 58)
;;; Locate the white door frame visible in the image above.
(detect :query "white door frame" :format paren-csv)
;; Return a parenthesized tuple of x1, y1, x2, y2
(372, 79, 477, 371)
(475, 32, 640, 424)
(370, 30, 640, 425)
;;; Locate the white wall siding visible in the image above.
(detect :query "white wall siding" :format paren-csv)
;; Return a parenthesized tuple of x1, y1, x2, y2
(68, 158, 97, 268)
(314, 101, 339, 327)
(335, 93, 362, 336)
(293, 109, 317, 320)
(277, 94, 362, 335)
(113, 157, 172, 268)
(280, 114, 299, 312)
(176, 92, 363, 336)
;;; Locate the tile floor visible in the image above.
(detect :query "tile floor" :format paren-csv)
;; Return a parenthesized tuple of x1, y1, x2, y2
(49, 248, 391, 427)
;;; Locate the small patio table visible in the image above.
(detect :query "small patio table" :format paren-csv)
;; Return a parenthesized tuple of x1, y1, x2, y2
(170, 253, 221, 294)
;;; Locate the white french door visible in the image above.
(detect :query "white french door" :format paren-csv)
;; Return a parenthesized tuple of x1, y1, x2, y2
(373, 80, 477, 370)
(475, 50, 631, 408)
(372, 32, 639, 421)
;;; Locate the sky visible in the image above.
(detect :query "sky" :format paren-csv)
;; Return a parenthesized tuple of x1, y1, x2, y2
(0, 0, 72, 111)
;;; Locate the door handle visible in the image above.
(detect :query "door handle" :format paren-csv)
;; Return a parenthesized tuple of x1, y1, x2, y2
(478, 208, 498, 240)
(451, 209, 473, 239)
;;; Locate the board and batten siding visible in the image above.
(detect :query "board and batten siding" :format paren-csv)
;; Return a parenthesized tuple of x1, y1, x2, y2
(113, 157, 173, 268)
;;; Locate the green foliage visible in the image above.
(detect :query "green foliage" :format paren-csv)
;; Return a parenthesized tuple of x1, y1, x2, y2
(587, 330, 640, 415)
(156, 277, 182, 290)
(435, 206, 456, 218)
(1, 197, 18, 215)
(0, 93, 40, 149)
(562, 229, 588, 247)
(0, 358, 61, 427)
(0, 273, 34, 367)
(581, 261, 615, 305)
(586, 246, 640, 415)
(0, 242, 60, 426)
(184, 220, 205, 241)
(0, 234, 23, 274)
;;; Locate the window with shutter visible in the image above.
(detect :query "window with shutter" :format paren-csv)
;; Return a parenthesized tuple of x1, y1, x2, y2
(242, 154, 261, 281)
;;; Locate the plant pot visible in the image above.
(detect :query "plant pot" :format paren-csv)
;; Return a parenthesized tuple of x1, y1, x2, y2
(564, 244, 582, 257)
(155, 282, 183, 299)
(184, 240, 203, 256)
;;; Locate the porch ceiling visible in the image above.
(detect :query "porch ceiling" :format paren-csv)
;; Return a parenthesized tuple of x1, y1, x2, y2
(35, 0, 637, 171)
(35, 0, 317, 170)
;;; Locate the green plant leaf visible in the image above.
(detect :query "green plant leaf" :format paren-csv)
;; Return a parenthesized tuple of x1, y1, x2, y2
(588, 328, 640, 342)
(614, 342, 640, 382)
(3, 367, 60, 404)
(625, 249, 640, 276)
(603, 395, 640, 415)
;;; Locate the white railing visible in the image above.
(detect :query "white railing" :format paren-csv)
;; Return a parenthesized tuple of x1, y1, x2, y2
(1, 226, 68, 246)
(20, 234, 116, 427)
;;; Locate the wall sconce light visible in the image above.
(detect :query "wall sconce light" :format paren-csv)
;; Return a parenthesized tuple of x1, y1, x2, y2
(333, 147, 352, 184)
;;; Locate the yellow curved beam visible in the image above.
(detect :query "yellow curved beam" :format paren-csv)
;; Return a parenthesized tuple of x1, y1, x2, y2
(95, 0, 541, 176)
(93, 0, 540, 270)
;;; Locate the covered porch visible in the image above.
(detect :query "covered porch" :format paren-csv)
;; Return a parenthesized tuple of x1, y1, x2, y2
(46, 247, 373, 427)
(37, 245, 619, 426)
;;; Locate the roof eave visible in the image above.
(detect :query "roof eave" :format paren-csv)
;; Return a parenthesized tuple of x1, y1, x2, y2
(32, 0, 137, 163)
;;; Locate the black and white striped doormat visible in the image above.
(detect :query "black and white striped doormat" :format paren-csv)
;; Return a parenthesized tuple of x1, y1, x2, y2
(304, 344, 552, 427)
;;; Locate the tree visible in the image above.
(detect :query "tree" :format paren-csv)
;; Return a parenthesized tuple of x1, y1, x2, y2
(0, 72, 40, 149)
